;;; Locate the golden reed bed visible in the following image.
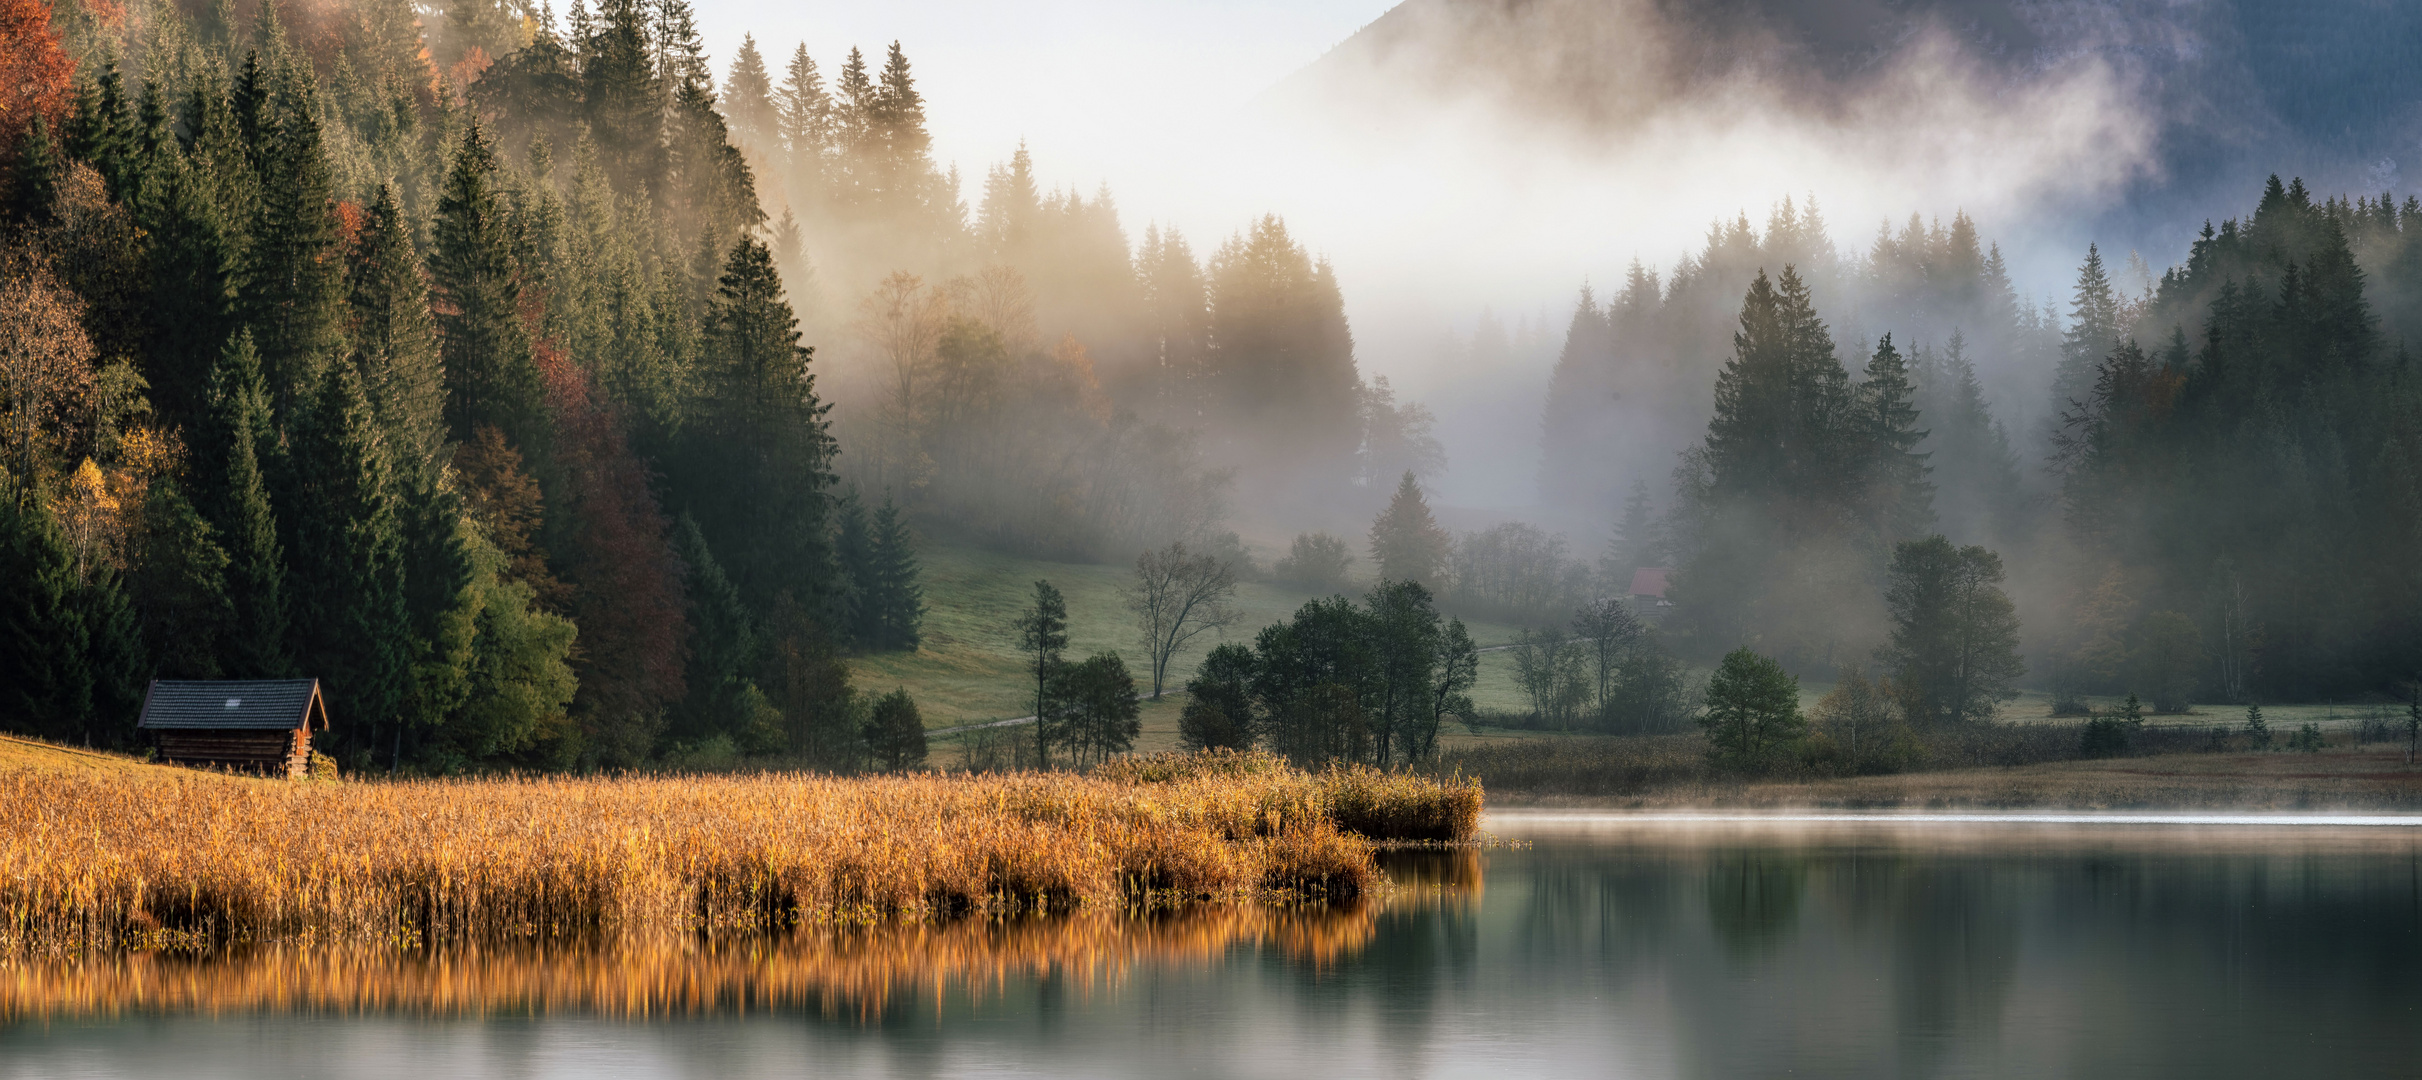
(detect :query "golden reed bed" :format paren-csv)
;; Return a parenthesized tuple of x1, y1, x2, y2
(0, 750, 1481, 955)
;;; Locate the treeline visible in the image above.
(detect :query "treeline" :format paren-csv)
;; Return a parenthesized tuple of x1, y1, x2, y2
(1568, 175, 2422, 708)
(0, 0, 923, 772)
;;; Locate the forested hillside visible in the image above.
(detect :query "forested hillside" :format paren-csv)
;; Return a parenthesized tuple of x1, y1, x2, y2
(1551, 178, 2422, 707)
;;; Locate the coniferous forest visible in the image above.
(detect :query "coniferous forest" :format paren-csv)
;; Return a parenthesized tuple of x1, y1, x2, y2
(3, 0, 2420, 780)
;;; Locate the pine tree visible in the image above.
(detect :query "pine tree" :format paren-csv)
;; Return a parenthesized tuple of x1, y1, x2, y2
(130, 479, 234, 679)
(862, 494, 923, 651)
(4, 113, 61, 222)
(283, 363, 412, 758)
(667, 513, 777, 751)
(1369, 471, 1450, 587)
(78, 558, 147, 749)
(1014, 579, 1068, 768)
(775, 43, 829, 187)
(2048, 244, 2120, 461)
(1856, 333, 1934, 548)
(348, 184, 446, 473)
(1601, 479, 1661, 587)
(682, 234, 836, 611)
(0, 492, 90, 742)
(198, 330, 291, 677)
(830, 485, 871, 640)
(723, 34, 775, 147)
(862, 686, 925, 771)
(431, 117, 542, 444)
(239, 42, 346, 413)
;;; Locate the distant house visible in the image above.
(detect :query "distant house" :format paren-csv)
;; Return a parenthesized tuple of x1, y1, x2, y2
(138, 679, 329, 779)
(1627, 567, 1673, 623)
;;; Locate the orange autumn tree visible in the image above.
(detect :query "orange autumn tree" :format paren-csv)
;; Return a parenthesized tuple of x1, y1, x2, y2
(0, 0, 73, 169)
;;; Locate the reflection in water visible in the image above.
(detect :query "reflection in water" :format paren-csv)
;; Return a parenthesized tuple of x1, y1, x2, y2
(2, 850, 1483, 1023)
(7, 823, 2422, 1078)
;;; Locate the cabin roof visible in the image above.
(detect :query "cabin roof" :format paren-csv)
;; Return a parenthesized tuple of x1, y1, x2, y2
(138, 679, 327, 731)
(1627, 567, 1672, 599)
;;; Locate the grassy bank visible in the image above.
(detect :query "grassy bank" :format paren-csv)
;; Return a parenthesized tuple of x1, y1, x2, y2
(0, 748, 1480, 954)
(1431, 728, 2422, 810)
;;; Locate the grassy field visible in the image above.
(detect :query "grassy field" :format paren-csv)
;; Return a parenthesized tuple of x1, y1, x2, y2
(847, 538, 1530, 739)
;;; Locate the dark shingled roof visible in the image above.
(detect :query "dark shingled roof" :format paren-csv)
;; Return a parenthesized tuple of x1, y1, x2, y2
(139, 679, 327, 731)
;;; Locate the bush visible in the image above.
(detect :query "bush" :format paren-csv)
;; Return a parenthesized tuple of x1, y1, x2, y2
(2287, 723, 2326, 753)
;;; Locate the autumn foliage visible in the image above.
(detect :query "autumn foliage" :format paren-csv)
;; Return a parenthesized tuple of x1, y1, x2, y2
(0, 0, 72, 167)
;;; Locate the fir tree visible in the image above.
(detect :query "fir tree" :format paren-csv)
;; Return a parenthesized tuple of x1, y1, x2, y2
(1369, 471, 1450, 587)
(775, 43, 829, 180)
(239, 42, 346, 412)
(862, 494, 923, 651)
(283, 363, 412, 758)
(722, 34, 775, 147)
(348, 184, 446, 474)
(1856, 333, 1934, 547)
(2047, 244, 2120, 461)
(1014, 579, 1068, 768)
(0, 493, 90, 742)
(129, 479, 233, 679)
(862, 687, 925, 771)
(666, 513, 777, 752)
(682, 234, 836, 612)
(4, 113, 61, 222)
(198, 330, 291, 677)
(431, 117, 542, 444)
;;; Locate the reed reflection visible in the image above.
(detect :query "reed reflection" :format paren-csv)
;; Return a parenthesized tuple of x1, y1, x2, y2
(2, 852, 1484, 1022)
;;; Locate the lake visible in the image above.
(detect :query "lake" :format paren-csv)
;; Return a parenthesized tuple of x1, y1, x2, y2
(6, 811, 2419, 1078)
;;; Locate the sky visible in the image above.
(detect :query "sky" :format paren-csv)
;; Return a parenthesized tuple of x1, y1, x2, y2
(687, 1, 2155, 512)
(693, 0, 1393, 221)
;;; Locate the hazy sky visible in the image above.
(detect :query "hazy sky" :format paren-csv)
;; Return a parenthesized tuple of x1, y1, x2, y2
(693, 0, 1392, 212)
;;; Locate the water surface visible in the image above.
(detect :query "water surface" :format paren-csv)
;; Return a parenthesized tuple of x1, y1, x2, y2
(7, 812, 2419, 1078)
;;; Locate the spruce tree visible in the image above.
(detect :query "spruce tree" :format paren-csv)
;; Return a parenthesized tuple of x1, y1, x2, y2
(239, 42, 347, 412)
(1368, 471, 1450, 587)
(1014, 580, 1069, 768)
(199, 330, 291, 677)
(348, 183, 446, 473)
(831, 485, 871, 639)
(667, 513, 776, 751)
(283, 363, 411, 756)
(4, 113, 61, 222)
(0, 493, 90, 742)
(722, 34, 775, 147)
(862, 495, 923, 651)
(79, 560, 148, 748)
(431, 117, 542, 444)
(130, 479, 234, 680)
(1856, 333, 1934, 548)
(862, 687, 925, 771)
(2048, 244, 2120, 458)
(683, 234, 836, 612)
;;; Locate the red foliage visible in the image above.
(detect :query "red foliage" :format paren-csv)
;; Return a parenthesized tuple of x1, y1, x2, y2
(0, 0, 74, 164)
(532, 339, 689, 741)
(333, 199, 364, 250)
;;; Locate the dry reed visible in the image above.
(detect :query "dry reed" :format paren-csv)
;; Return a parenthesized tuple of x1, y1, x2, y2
(0, 752, 1483, 954)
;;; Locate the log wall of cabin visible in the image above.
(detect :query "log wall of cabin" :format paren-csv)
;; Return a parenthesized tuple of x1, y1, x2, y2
(157, 729, 312, 779)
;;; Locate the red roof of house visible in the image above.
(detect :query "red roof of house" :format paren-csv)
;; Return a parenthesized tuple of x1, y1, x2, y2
(1627, 567, 1672, 598)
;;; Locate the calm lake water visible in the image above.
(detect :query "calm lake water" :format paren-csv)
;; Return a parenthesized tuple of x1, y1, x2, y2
(6, 812, 2420, 1079)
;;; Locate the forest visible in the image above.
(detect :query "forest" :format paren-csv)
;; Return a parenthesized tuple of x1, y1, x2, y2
(2, 0, 2418, 783)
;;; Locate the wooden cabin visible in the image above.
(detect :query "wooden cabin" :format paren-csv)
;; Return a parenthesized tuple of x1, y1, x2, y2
(139, 679, 329, 779)
(1627, 567, 1673, 623)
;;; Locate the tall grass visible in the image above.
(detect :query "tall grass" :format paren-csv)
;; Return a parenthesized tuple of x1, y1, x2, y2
(0, 753, 1483, 954)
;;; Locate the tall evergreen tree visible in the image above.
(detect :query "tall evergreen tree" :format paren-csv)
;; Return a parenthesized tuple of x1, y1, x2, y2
(239, 39, 346, 412)
(2046, 244, 2120, 462)
(680, 234, 836, 611)
(197, 330, 290, 677)
(1369, 471, 1450, 588)
(722, 34, 775, 147)
(129, 479, 233, 680)
(283, 363, 412, 758)
(431, 117, 541, 444)
(1854, 332, 1934, 548)
(347, 183, 446, 473)
(0, 492, 90, 742)
(1014, 579, 1068, 768)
